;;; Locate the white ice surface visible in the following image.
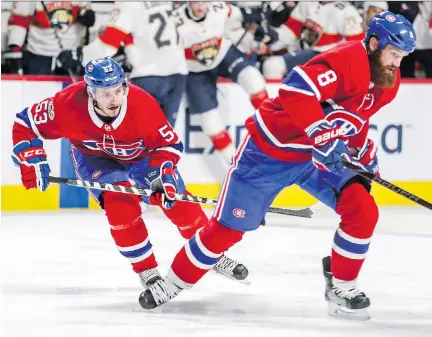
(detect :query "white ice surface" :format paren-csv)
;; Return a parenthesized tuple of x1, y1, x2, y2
(1, 207, 431, 337)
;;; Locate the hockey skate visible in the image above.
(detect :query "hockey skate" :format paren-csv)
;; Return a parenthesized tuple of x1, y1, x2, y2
(212, 255, 250, 284)
(138, 268, 162, 289)
(139, 276, 183, 310)
(322, 256, 371, 321)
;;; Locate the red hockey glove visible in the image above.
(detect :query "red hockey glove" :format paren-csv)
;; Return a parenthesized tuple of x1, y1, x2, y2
(147, 161, 178, 210)
(12, 138, 51, 191)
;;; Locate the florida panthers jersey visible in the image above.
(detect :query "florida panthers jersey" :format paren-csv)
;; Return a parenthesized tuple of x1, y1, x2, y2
(7, 1, 85, 56)
(12, 83, 183, 167)
(284, 1, 364, 52)
(174, 2, 243, 73)
(414, 2, 432, 50)
(82, 1, 187, 77)
(245, 41, 400, 162)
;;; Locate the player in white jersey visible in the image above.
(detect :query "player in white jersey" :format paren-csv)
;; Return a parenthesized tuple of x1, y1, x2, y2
(362, 2, 388, 30)
(4, 1, 95, 75)
(262, 1, 364, 79)
(57, 1, 187, 126)
(406, 1, 432, 78)
(174, 2, 269, 163)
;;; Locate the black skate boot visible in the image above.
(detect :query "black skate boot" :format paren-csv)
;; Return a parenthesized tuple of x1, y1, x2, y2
(138, 276, 183, 310)
(213, 255, 250, 284)
(138, 268, 162, 288)
(322, 256, 371, 321)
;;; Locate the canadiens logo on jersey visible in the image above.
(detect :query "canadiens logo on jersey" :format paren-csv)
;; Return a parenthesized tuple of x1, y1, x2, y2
(191, 37, 222, 66)
(82, 135, 146, 161)
(321, 102, 366, 139)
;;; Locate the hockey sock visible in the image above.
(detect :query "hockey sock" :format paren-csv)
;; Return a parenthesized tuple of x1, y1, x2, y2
(162, 190, 209, 239)
(250, 90, 269, 109)
(169, 218, 244, 285)
(332, 183, 379, 281)
(200, 109, 235, 162)
(104, 182, 157, 273)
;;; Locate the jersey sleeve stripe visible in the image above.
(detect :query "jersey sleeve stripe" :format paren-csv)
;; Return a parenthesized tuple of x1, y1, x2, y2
(254, 110, 312, 150)
(226, 4, 232, 18)
(280, 84, 316, 97)
(292, 66, 322, 100)
(25, 107, 43, 139)
(16, 108, 43, 138)
(15, 115, 31, 129)
(154, 141, 184, 158)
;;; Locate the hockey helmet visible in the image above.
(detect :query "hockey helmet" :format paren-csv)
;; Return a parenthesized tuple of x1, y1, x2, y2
(366, 11, 416, 53)
(84, 57, 127, 91)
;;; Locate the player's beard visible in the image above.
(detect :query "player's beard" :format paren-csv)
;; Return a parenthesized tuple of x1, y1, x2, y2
(369, 49, 397, 89)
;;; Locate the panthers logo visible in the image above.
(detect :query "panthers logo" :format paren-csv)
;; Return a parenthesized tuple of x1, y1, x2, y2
(192, 37, 222, 66)
(51, 9, 73, 32)
(44, 2, 74, 33)
(301, 19, 323, 47)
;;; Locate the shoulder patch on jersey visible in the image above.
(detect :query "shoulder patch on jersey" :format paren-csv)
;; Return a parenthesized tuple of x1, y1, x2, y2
(48, 101, 55, 120)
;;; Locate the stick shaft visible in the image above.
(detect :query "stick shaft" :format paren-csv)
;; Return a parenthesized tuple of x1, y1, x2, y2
(341, 158, 432, 211)
(49, 176, 313, 218)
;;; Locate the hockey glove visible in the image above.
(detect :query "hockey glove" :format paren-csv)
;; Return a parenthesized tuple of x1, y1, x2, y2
(254, 25, 279, 44)
(147, 161, 177, 210)
(343, 139, 380, 176)
(12, 138, 51, 191)
(3, 45, 23, 74)
(306, 120, 350, 174)
(240, 7, 265, 24)
(58, 47, 83, 72)
(76, 8, 96, 28)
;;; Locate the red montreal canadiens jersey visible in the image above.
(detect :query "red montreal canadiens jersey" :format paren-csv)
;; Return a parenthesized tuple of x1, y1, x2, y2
(12, 83, 183, 167)
(245, 41, 401, 162)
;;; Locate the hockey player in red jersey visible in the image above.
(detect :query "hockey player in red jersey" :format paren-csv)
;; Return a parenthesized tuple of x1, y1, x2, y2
(138, 12, 416, 320)
(11, 57, 249, 291)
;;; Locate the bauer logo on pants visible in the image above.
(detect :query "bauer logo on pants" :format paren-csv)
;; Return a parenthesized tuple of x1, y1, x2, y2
(233, 208, 246, 218)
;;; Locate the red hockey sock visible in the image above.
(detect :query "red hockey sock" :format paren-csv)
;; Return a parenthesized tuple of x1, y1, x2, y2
(332, 183, 379, 281)
(250, 90, 269, 109)
(210, 130, 233, 151)
(104, 182, 157, 273)
(162, 190, 209, 239)
(170, 218, 244, 285)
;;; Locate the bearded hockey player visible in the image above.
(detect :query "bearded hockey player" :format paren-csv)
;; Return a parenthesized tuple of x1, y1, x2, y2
(138, 12, 416, 321)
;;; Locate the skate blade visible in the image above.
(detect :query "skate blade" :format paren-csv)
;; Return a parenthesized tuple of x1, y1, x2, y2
(212, 270, 251, 285)
(327, 303, 371, 321)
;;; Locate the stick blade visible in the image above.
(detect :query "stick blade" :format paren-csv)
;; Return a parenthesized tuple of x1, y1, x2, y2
(268, 207, 313, 218)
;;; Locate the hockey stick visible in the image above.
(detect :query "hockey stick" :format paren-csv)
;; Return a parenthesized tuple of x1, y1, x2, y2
(341, 157, 432, 211)
(234, 22, 253, 48)
(48, 176, 313, 218)
(40, 1, 78, 83)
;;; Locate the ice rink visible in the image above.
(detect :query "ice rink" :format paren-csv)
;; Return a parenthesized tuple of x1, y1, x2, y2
(1, 206, 431, 337)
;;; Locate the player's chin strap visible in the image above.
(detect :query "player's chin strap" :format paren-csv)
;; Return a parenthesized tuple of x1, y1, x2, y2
(48, 176, 314, 218)
(341, 157, 432, 211)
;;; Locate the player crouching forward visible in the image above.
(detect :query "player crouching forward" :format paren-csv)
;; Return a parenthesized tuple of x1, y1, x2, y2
(11, 57, 249, 292)
(175, 2, 269, 164)
(138, 12, 416, 320)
